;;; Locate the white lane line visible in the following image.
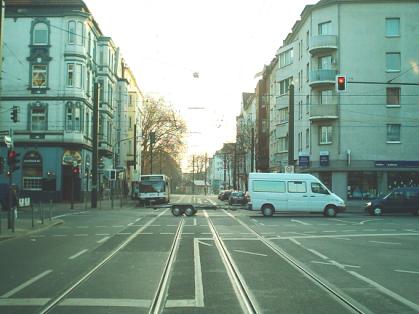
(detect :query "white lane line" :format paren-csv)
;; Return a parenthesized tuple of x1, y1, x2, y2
(140, 232, 153, 235)
(60, 298, 150, 307)
(322, 231, 337, 233)
(342, 230, 356, 232)
(135, 217, 142, 222)
(360, 219, 383, 225)
(311, 261, 360, 269)
(334, 237, 352, 241)
(117, 232, 132, 235)
(127, 223, 134, 226)
(348, 271, 419, 312)
(194, 218, 197, 226)
(395, 269, 419, 275)
(150, 225, 161, 227)
(369, 240, 401, 245)
(52, 234, 66, 237)
(74, 234, 88, 237)
(290, 238, 302, 246)
(197, 240, 213, 247)
(112, 225, 124, 228)
(363, 229, 377, 232)
(382, 229, 396, 232)
(1, 270, 53, 298)
(97, 236, 110, 243)
(194, 238, 205, 306)
(307, 249, 329, 260)
(182, 232, 195, 235)
(234, 249, 268, 257)
(95, 233, 110, 236)
(76, 226, 89, 229)
(160, 233, 174, 235)
(0, 298, 50, 306)
(69, 249, 88, 260)
(95, 226, 106, 228)
(291, 219, 311, 226)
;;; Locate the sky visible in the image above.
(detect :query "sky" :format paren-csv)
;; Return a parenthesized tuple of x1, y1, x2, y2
(84, 0, 317, 166)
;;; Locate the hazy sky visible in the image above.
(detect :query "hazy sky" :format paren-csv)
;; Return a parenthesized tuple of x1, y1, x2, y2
(84, 0, 316, 164)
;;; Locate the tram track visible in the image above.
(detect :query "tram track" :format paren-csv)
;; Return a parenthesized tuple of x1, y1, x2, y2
(219, 209, 368, 314)
(38, 210, 171, 314)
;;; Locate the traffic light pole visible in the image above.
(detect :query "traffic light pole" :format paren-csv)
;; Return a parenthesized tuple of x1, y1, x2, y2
(91, 83, 100, 208)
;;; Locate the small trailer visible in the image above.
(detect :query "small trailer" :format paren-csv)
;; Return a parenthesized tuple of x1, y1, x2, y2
(170, 204, 218, 216)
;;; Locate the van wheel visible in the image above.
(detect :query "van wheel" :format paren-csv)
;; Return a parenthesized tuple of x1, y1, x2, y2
(262, 205, 274, 217)
(324, 205, 337, 217)
(373, 207, 382, 216)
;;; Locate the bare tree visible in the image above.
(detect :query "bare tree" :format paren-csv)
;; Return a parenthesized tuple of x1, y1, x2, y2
(141, 96, 187, 174)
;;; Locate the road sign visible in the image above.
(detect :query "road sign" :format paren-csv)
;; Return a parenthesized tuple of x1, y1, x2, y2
(285, 165, 294, 173)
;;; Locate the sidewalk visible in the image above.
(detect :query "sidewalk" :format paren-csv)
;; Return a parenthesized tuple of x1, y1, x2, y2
(0, 197, 138, 242)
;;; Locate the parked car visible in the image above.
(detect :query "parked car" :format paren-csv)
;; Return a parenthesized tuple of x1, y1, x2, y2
(218, 190, 232, 201)
(364, 187, 419, 216)
(228, 191, 247, 205)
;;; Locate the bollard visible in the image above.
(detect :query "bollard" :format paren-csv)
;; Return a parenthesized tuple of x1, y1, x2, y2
(49, 200, 53, 221)
(31, 204, 34, 228)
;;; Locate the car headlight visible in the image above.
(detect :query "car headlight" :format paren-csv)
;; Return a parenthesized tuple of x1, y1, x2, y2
(366, 202, 371, 207)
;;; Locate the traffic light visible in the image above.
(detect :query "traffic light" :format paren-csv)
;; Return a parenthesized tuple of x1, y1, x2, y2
(10, 106, 18, 123)
(7, 149, 20, 173)
(72, 166, 80, 176)
(336, 75, 347, 92)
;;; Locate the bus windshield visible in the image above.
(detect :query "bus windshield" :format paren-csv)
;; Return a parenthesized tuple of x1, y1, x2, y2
(139, 181, 165, 193)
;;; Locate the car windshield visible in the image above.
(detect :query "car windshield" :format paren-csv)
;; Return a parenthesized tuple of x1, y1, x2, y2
(2, 1, 419, 313)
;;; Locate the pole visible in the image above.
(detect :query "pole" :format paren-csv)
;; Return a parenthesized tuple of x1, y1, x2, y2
(223, 154, 227, 189)
(71, 173, 74, 209)
(192, 155, 195, 195)
(204, 153, 207, 195)
(133, 124, 137, 170)
(233, 143, 237, 190)
(250, 128, 255, 172)
(91, 82, 100, 208)
(288, 84, 295, 167)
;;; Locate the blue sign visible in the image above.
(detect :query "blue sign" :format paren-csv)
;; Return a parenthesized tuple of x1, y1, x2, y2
(299, 155, 310, 168)
(375, 161, 419, 168)
(320, 154, 329, 166)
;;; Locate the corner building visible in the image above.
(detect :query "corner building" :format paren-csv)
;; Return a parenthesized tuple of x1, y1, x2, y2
(270, 0, 419, 201)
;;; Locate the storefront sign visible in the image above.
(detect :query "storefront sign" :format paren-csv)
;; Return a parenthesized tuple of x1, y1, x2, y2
(23, 151, 42, 165)
(320, 151, 329, 166)
(62, 150, 82, 165)
(375, 161, 419, 168)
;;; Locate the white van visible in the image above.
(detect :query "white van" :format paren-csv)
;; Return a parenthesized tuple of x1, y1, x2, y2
(248, 173, 346, 217)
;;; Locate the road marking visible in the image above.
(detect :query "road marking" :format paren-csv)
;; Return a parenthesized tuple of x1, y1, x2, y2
(369, 240, 401, 245)
(194, 238, 205, 306)
(160, 232, 174, 235)
(322, 230, 337, 233)
(140, 232, 153, 235)
(307, 249, 328, 260)
(348, 271, 419, 312)
(183, 232, 195, 235)
(53, 211, 88, 219)
(395, 269, 419, 275)
(382, 229, 396, 232)
(52, 234, 66, 237)
(334, 237, 351, 241)
(74, 234, 88, 237)
(95, 226, 106, 228)
(76, 226, 89, 229)
(291, 219, 311, 226)
(69, 249, 88, 260)
(311, 261, 360, 269)
(342, 230, 356, 232)
(274, 232, 419, 240)
(194, 218, 197, 226)
(290, 238, 301, 246)
(197, 240, 213, 247)
(234, 249, 268, 257)
(135, 217, 142, 222)
(363, 229, 377, 232)
(112, 225, 124, 228)
(117, 232, 132, 235)
(150, 225, 161, 227)
(97, 236, 110, 243)
(360, 219, 383, 225)
(95, 233, 110, 236)
(1, 270, 53, 298)
(61, 298, 150, 307)
(0, 298, 50, 306)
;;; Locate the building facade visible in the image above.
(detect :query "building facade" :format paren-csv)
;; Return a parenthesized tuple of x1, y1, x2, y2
(269, 0, 419, 201)
(0, 0, 142, 201)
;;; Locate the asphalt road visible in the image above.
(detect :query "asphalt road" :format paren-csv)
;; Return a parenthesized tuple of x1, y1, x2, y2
(0, 194, 418, 313)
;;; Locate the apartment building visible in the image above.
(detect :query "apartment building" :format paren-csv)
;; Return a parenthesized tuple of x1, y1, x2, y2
(0, 0, 142, 201)
(270, 0, 419, 201)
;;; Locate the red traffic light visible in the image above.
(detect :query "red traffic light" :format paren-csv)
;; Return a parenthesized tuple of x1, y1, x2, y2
(8, 150, 17, 160)
(336, 75, 347, 92)
(72, 167, 80, 175)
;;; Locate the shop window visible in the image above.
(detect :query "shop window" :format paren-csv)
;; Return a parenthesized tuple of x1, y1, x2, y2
(22, 151, 43, 191)
(347, 172, 377, 200)
(388, 172, 419, 190)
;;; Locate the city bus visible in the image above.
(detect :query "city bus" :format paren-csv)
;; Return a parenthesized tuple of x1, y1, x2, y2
(137, 174, 171, 205)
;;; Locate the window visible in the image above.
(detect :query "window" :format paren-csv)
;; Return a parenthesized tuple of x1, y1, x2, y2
(76, 64, 83, 88)
(278, 136, 288, 152)
(67, 64, 74, 86)
(33, 22, 48, 45)
(386, 52, 401, 72)
(253, 180, 286, 193)
(298, 132, 302, 152)
(318, 21, 331, 35)
(66, 102, 82, 131)
(311, 182, 329, 195)
(305, 128, 309, 148)
(279, 49, 293, 68)
(306, 63, 309, 82)
(288, 181, 307, 193)
(386, 87, 400, 106)
(32, 65, 47, 88)
(279, 108, 288, 123)
(306, 30, 309, 49)
(279, 77, 293, 95)
(68, 21, 76, 44)
(77, 21, 84, 45)
(319, 55, 332, 70)
(31, 106, 47, 131)
(387, 124, 400, 142)
(320, 90, 333, 105)
(386, 18, 400, 37)
(320, 126, 332, 144)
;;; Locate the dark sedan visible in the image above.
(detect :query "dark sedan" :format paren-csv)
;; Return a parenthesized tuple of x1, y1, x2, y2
(364, 187, 419, 216)
(228, 191, 247, 205)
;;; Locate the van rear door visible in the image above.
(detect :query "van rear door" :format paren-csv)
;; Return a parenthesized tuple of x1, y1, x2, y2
(286, 180, 308, 211)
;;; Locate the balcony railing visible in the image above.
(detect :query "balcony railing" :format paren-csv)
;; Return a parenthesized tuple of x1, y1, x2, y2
(309, 104, 338, 121)
(309, 69, 337, 87)
(309, 35, 338, 54)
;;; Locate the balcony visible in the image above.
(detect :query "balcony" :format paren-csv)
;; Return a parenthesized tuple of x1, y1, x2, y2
(309, 35, 338, 55)
(309, 104, 338, 121)
(309, 69, 337, 88)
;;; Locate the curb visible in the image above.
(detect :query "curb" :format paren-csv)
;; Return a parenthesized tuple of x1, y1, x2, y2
(0, 219, 64, 244)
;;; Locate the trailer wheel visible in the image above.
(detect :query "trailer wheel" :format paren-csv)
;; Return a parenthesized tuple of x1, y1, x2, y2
(171, 206, 184, 216)
(184, 206, 196, 216)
